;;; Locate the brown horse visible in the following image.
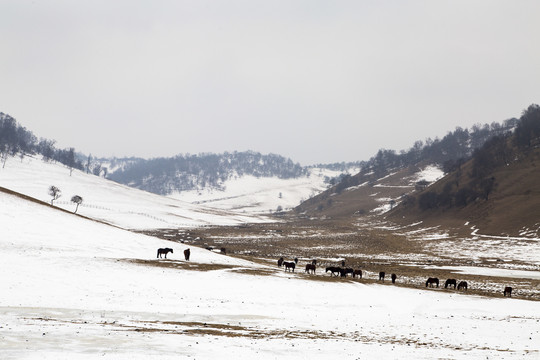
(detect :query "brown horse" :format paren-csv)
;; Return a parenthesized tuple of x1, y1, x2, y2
(504, 286, 513, 297)
(457, 281, 468, 291)
(283, 261, 296, 272)
(391, 273, 397, 284)
(426, 277, 439, 288)
(157, 248, 173, 258)
(379, 271, 385, 282)
(444, 279, 457, 289)
(305, 264, 316, 274)
(353, 269, 362, 279)
(184, 248, 190, 261)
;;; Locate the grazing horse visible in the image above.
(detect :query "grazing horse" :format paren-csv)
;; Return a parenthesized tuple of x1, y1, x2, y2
(343, 268, 354, 277)
(426, 277, 439, 288)
(305, 264, 316, 274)
(391, 273, 397, 284)
(444, 279, 457, 289)
(277, 257, 284, 267)
(157, 248, 173, 259)
(504, 286, 513, 297)
(326, 266, 342, 277)
(283, 261, 296, 272)
(184, 248, 190, 261)
(353, 269, 362, 279)
(457, 281, 468, 291)
(379, 271, 385, 282)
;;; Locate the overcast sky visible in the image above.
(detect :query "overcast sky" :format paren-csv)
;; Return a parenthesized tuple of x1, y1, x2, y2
(1, 1, 539, 165)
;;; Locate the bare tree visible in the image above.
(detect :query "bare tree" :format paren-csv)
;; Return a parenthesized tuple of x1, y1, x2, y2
(48, 186, 61, 205)
(71, 195, 83, 213)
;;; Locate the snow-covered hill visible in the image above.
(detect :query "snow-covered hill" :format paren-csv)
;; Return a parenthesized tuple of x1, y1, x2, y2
(175, 167, 354, 214)
(1, 183, 539, 359)
(0, 155, 271, 229)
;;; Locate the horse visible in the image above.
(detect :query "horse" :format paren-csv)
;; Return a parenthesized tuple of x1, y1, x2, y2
(326, 266, 342, 277)
(157, 248, 173, 259)
(312, 259, 317, 265)
(184, 248, 190, 261)
(391, 273, 397, 284)
(305, 264, 316, 274)
(353, 269, 362, 279)
(294, 257, 299, 264)
(277, 257, 284, 267)
(444, 279, 457, 289)
(379, 271, 385, 281)
(426, 277, 439, 288)
(220, 247, 227, 254)
(343, 268, 354, 277)
(457, 281, 468, 291)
(341, 260, 346, 267)
(284, 261, 296, 272)
(504, 286, 513, 297)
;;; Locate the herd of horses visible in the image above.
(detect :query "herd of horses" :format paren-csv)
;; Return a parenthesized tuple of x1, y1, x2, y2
(155, 249, 515, 297)
(276, 257, 515, 297)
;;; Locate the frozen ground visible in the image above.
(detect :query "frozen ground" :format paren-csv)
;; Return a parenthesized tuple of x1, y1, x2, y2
(1, 188, 540, 359)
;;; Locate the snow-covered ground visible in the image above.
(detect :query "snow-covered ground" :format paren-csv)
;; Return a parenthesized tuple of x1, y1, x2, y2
(0, 155, 271, 229)
(175, 167, 356, 214)
(1, 183, 540, 358)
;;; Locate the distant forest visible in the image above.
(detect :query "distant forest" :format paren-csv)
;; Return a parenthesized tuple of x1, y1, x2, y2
(107, 152, 307, 195)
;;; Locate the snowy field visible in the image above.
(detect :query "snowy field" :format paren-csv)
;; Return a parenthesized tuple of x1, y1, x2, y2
(1, 187, 540, 358)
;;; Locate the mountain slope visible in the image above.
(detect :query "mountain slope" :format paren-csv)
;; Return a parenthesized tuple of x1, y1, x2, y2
(388, 139, 540, 237)
(0, 154, 271, 229)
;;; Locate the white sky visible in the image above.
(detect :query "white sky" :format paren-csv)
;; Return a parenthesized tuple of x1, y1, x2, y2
(1, 1, 539, 165)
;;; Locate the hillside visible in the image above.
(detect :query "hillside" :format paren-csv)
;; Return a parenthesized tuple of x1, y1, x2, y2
(0, 154, 271, 229)
(388, 135, 540, 237)
(293, 106, 535, 236)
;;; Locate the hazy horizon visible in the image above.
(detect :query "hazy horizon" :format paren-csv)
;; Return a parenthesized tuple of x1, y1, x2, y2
(1, 1, 539, 166)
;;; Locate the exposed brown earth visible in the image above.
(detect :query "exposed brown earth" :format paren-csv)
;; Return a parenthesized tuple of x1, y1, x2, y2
(138, 215, 540, 302)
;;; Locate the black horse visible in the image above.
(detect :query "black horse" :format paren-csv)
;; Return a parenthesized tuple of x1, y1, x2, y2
(457, 281, 468, 291)
(353, 269, 362, 279)
(326, 266, 342, 277)
(184, 248, 190, 261)
(277, 257, 284, 267)
(391, 273, 397, 284)
(504, 286, 513, 297)
(343, 268, 354, 277)
(157, 248, 173, 259)
(305, 264, 316, 274)
(426, 277, 439, 288)
(283, 261, 296, 272)
(379, 271, 385, 282)
(444, 279, 457, 289)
